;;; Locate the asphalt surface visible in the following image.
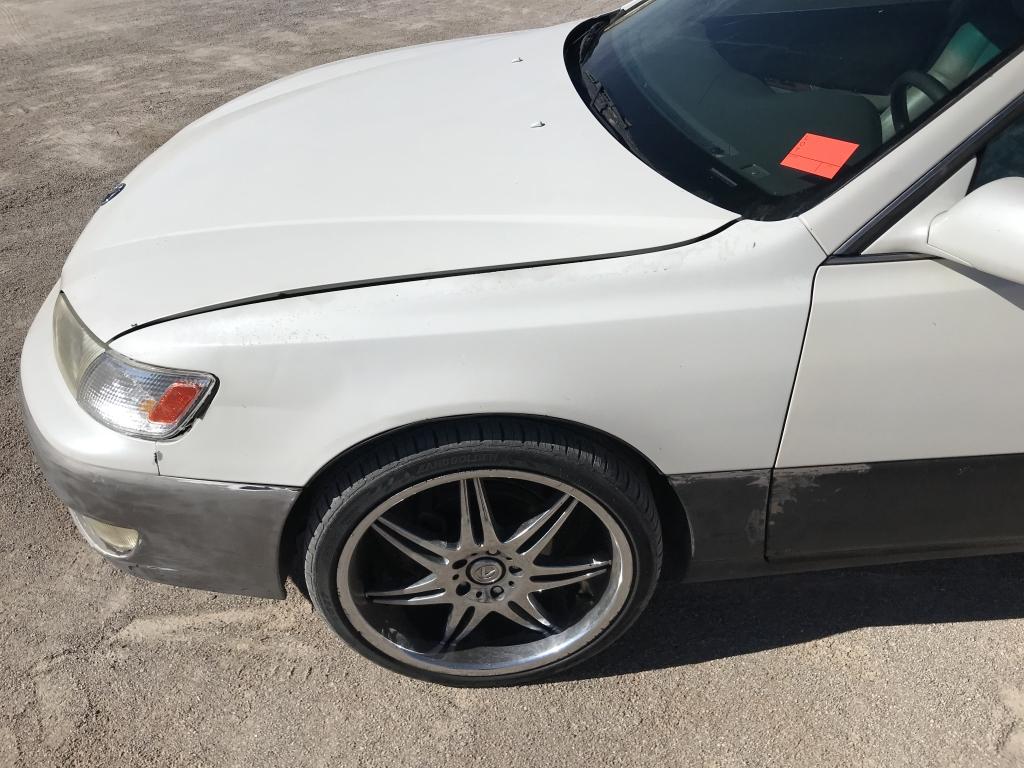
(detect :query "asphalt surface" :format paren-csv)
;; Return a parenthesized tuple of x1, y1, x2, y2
(4, 1, 1024, 766)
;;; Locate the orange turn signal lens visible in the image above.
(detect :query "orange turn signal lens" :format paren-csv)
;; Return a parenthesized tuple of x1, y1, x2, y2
(148, 382, 202, 424)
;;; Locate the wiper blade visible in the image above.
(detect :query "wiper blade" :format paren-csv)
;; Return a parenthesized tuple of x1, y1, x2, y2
(576, 8, 628, 64)
(577, 17, 607, 64)
(583, 72, 648, 161)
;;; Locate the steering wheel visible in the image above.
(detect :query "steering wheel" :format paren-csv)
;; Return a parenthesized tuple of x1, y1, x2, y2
(890, 70, 951, 133)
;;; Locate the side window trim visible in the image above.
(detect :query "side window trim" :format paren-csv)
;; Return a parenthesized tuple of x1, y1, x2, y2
(858, 159, 977, 257)
(832, 93, 1024, 259)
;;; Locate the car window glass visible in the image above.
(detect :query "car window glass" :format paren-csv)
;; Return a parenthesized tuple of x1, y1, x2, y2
(972, 112, 1024, 190)
(574, 0, 1024, 220)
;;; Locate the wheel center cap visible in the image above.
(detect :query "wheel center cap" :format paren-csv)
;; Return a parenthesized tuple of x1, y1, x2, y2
(467, 557, 505, 585)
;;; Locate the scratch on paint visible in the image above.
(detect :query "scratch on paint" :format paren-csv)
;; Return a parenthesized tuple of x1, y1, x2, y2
(770, 464, 873, 511)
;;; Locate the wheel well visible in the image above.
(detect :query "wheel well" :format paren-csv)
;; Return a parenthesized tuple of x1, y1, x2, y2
(278, 414, 692, 594)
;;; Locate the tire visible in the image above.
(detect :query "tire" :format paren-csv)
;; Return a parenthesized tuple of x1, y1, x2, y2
(301, 418, 663, 686)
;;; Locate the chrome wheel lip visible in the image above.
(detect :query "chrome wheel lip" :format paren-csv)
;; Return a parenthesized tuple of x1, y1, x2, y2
(336, 469, 635, 678)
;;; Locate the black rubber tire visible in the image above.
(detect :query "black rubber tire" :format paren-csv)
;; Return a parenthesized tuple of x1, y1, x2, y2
(300, 418, 663, 687)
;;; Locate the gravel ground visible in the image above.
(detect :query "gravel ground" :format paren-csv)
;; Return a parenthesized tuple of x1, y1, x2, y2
(4, 1, 1024, 766)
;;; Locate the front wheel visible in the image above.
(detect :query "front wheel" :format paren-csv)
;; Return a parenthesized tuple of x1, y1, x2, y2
(301, 419, 663, 686)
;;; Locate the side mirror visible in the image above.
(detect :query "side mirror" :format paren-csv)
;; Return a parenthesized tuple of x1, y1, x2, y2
(928, 177, 1024, 284)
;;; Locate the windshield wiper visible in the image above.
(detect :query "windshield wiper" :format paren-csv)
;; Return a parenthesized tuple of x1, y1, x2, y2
(582, 71, 648, 162)
(577, 17, 607, 64)
(576, 8, 629, 65)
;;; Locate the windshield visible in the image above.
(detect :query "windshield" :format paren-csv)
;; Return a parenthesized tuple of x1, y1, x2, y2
(570, 0, 1024, 219)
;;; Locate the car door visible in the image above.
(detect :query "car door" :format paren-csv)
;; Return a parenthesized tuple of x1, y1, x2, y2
(767, 105, 1024, 562)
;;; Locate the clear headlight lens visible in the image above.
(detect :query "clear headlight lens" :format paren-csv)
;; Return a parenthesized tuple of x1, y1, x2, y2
(53, 293, 216, 439)
(53, 292, 104, 391)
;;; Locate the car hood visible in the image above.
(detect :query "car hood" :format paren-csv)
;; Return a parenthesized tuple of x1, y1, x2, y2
(61, 22, 737, 341)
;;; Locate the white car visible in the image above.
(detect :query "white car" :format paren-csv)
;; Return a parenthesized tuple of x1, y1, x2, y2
(20, 0, 1024, 685)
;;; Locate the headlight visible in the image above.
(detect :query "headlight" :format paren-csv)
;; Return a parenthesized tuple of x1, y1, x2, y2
(53, 293, 216, 439)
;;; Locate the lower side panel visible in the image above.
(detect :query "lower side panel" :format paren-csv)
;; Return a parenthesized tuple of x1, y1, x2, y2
(668, 470, 771, 581)
(669, 454, 1024, 581)
(767, 454, 1024, 561)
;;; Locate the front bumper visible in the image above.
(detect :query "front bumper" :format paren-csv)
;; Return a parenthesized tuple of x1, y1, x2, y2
(23, 395, 299, 599)
(19, 288, 299, 599)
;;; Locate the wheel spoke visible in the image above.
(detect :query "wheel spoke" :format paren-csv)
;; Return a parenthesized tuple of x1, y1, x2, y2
(457, 479, 475, 550)
(506, 492, 573, 550)
(517, 498, 579, 560)
(528, 560, 610, 592)
(442, 604, 489, 647)
(365, 575, 448, 605)
(372, 518, 449, 572)
(497, 600, 552, 635)
(509, 595, 558, 633)
(456, 477, 502, 550)
(442, 603, 469, 645)
(473, 478, 502, 548)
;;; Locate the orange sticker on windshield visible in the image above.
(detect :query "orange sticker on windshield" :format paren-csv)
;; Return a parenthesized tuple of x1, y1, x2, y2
(780, 133, 859, 179)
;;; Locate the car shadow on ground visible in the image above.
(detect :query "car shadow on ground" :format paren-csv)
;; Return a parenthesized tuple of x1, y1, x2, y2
(565, 552, 1024, 681)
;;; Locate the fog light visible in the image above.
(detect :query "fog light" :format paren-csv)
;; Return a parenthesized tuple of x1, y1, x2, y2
(71, 511, 139, 556)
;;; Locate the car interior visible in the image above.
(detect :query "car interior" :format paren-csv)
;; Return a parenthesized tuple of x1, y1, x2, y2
(612, 0, 1024, 197)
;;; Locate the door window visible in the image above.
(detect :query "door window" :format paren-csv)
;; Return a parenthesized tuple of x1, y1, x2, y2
(972, 112, 1024, 189)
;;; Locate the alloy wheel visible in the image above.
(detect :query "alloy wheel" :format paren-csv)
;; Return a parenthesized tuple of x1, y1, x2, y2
(336, 470, 634, 677)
